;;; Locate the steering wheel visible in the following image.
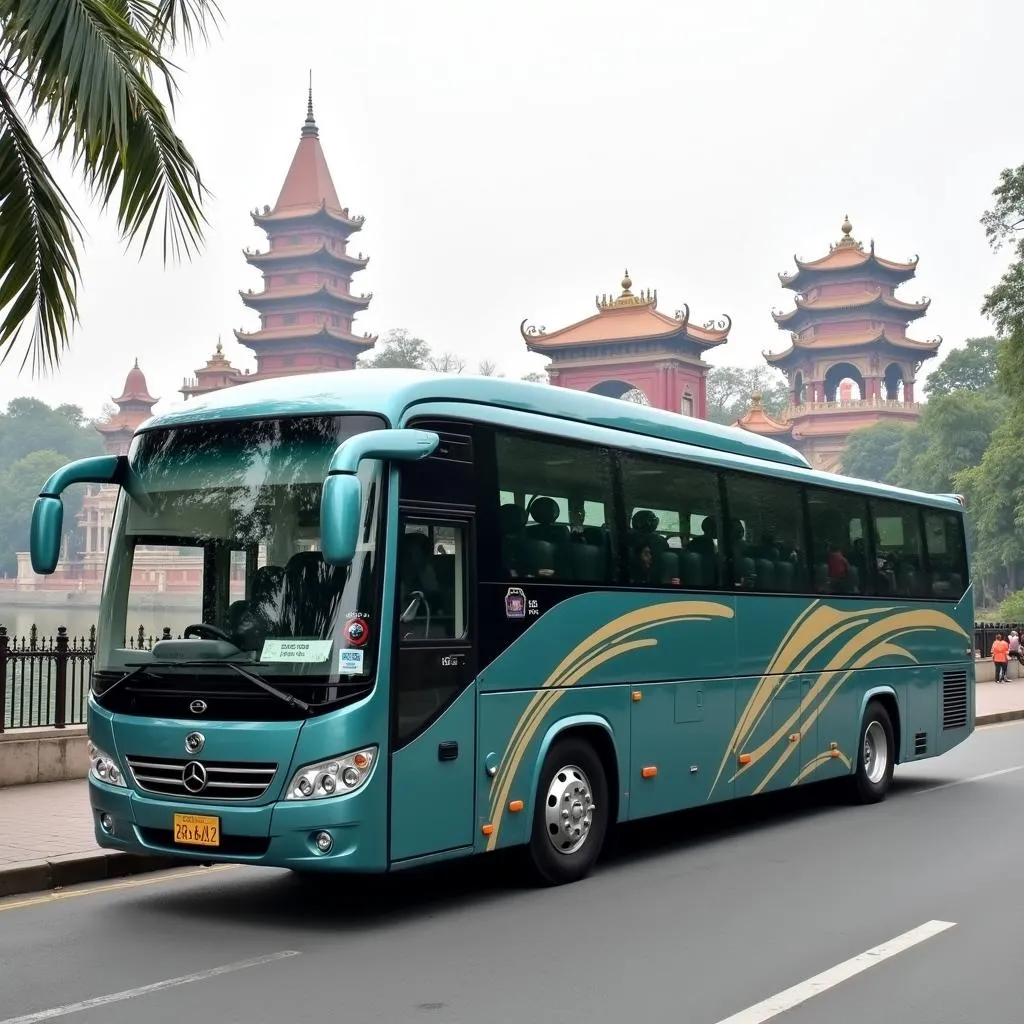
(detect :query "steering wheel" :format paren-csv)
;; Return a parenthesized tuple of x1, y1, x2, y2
(183, 623, 233, 642)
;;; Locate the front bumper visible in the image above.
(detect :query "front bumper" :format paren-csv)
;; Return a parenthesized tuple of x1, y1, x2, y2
(88, 777, 387, 873)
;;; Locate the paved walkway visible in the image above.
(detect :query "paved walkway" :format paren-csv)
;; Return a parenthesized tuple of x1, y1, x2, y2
(2, 679, 1023, 897)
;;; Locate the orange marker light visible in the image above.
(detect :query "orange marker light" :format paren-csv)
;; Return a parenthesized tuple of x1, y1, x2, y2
(830, 750, 840, 758)
(481, 824, 494, 836)
(631, 691, 642, 702)
(641, 766, 658, 779)
(789, 733, 800, 743)
(738, 753, 752, 766)
(353, 752, 370, 769)
(508, 800, 524, 813)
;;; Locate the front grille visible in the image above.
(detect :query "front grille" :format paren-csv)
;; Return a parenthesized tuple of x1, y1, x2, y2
(126, 756, 277, 800)
(914, 731, 928, 755)
(942, 670, 969, 730)
(139, 827, 270, 857)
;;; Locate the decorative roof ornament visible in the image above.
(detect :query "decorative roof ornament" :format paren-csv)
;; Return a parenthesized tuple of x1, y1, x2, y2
(596, 269, 657, 310)
(833, 213, 863, 251)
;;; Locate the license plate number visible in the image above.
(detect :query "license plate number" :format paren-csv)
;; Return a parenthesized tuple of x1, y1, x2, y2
(173, 813, 220, 847)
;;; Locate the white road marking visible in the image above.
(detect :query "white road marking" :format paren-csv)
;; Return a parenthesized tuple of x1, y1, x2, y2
(0, 950, 301, 1024)
(913, 764, 1024, 795)
(712, 920, 955, 1024)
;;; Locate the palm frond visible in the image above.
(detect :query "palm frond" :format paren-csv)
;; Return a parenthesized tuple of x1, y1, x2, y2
(3, 0, 210, 273)
(149, 0, 223, 51)
(0, 83, 82, 374)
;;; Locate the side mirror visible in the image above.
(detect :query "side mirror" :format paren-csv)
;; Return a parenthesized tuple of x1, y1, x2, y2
(320, 428, 439, 567)
(30, 455, 126, 574)
(321, 474, 363, 566)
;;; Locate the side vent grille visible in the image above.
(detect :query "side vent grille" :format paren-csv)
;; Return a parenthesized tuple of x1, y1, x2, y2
(914, 731, 927, 755)
(942, 670, 969, 730)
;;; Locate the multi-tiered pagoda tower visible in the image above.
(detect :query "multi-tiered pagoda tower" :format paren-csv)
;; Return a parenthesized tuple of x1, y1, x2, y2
(735, 217, 942, 472)
(234, 88, 376, 380)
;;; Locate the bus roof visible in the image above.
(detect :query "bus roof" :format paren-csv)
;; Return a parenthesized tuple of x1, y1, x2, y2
(140, 368, 813, 470)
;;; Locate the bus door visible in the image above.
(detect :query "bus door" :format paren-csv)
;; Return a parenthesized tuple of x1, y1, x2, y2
(388, 510, 478, 862)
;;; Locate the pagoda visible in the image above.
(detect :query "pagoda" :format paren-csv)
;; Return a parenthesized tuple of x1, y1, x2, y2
(180, 338, 244, 400)
(734, 217, 941, 472)
(234, 86, 376, 379)
(95, 359, 158, 455)
(521, 271, 732, 417)
(76, 361, 159, 583)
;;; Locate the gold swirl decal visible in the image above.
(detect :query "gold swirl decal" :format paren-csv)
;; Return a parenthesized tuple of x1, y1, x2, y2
(711, 604, 968, 797)
(485, 600, 734, 851)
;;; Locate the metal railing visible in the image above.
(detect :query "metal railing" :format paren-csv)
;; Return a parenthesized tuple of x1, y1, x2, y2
(0, 624, 176, 732)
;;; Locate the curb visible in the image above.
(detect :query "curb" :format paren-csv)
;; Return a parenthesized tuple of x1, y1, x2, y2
(0, 851, 185, 899)
(976, 709, 1024, 726)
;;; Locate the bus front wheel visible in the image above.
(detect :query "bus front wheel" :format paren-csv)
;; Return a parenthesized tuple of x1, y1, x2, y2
(527, 737, 609, 886)
(849, 700, 895, 804)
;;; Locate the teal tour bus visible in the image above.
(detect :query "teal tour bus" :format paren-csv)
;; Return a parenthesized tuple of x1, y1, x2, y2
(29, 369, 975, 885)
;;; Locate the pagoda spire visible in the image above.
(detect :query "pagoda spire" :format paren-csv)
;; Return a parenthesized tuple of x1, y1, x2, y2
(302, 70, 318, 139)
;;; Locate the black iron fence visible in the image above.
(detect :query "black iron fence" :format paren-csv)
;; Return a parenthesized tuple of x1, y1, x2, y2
(2, 619, 1022, 731)
(974, 623, 1024, 658)
(0, 624, 177, 732)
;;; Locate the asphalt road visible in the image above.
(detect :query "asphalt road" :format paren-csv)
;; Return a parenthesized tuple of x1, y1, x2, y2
(3, 722, 1024, 1024)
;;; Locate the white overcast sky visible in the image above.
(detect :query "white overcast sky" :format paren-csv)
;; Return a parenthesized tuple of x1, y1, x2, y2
(1, 0, 1019, 417)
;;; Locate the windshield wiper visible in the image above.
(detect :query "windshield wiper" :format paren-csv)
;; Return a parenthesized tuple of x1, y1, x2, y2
(224, 661, 311, 714)
(96, 664, 160, 699)
(145, 659, 312, 714)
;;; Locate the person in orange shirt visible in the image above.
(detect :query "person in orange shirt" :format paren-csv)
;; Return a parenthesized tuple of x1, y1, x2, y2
(992, 633, 1010, 682)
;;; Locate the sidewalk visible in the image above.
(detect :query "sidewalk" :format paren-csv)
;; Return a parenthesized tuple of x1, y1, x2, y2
(2, 678, 1023, 900)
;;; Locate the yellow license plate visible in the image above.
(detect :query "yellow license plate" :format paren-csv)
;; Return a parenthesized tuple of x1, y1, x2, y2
(173, 813, 220, 848)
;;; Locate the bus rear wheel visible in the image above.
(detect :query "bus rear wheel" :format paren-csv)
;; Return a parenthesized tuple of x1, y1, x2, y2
(527, 737, 609, 886)
(848, 700, 895, 804)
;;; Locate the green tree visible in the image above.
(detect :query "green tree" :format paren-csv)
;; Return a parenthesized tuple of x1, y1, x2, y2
(706, 366, 788, 426)
(891, 392, 1005, 494)
(0, 396, 103, 465)
(359, 328, 431, 369)
(0, 0, 221, 373)
(980, 165, 1024, 393)
(841, 422, 910, 483)
(956, 409, 1024, 601)
(0, 448, 83, 575)
(923, 336, 1001, 397)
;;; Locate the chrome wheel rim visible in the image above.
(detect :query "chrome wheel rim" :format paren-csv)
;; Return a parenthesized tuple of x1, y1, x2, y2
(864, 720, 888, 785)
(544, 764, 595, 856)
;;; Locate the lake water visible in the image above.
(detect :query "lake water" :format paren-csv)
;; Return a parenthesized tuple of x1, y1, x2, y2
(0, 603, 195, 642)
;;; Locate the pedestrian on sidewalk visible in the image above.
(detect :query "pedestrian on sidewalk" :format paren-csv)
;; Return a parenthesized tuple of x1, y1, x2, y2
(992, 633, 1010, 683)
(1010, 629, 1022, 667)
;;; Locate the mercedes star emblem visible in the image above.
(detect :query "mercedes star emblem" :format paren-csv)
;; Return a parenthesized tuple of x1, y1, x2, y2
(184, 731, 205, 754)
(189, 700, 208, 715)
(182, 761, 208, 794)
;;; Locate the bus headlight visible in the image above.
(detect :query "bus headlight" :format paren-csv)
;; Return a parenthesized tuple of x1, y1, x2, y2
(284, 747, 376, 801)
(88, 743, 126, 788)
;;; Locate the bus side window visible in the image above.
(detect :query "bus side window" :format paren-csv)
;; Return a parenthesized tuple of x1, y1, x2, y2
(722, 474, 808, 593)
(869, 499, 929, 599)
(922, 509, 968, 600)
(619, 451, 722, 589)
(805, 487, 870, 596)
(494, 430, 619, 585)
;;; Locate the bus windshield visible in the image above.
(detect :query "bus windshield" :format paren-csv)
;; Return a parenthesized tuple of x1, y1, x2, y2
(95, 413, 385, 679)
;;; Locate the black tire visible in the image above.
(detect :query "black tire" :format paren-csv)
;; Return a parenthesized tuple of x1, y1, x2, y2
(848, 700, 896, 804)
(526, 737, 609, 886)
